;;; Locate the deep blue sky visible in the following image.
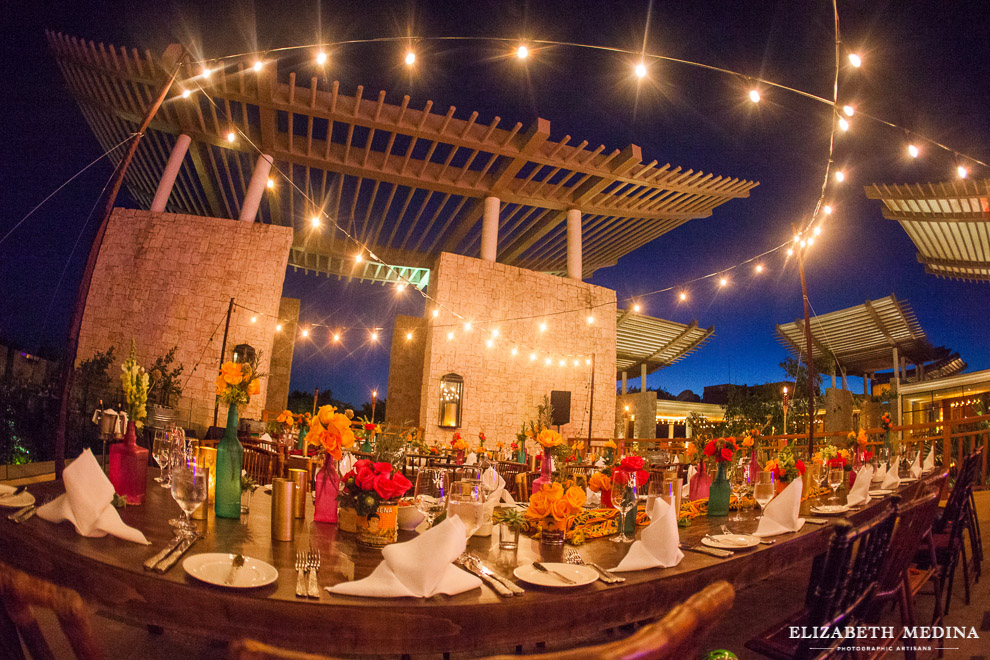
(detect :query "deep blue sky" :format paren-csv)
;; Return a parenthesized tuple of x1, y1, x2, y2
(2, 1, 988, 408)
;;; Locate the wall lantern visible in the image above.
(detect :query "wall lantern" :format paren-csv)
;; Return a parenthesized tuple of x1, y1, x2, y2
(232, 343, 256, 364)
(438, 373, 464, 428)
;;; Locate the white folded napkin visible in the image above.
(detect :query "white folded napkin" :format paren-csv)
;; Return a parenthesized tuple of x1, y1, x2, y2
(327, 516, 482, 598)
(923, 447, 935, 472)
(259, 432, 273, 443)
(37, 449, 149, 545)
(909, 451, 922, 479)
(465, 452, 478, 465)
(612, 499, 683, 571)
(585, 487, 601, 507)
(872, 462, 886, 482)
(338, 452, 356, 475)
(881, 466, 901, 490)
(595, 457, 606, 468)
(673, 455, 680, 464)
(846, 465, 873, 507)
(481, 467, 514, 505)
(754, 478, 805, 537)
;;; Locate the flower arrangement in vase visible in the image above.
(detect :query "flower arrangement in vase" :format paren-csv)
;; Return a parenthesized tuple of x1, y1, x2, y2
(450, 431, 468, 463)
(525, 479, 586, 554)
(702, 437, 737, 516)
(339, 459, 412, 546)
(764, 444, 806, 494)
(214, 355, 265, 518)
(532, 428, 564, 493)
(305, 405, 356, 522)
(109, 340, 150, 504)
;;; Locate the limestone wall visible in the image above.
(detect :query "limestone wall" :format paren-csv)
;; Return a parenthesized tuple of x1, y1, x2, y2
(76, 208, 293, 435)
(392, 252, 616, 447)
(265, 297, 300, 414)
(386, 315, 427, 425)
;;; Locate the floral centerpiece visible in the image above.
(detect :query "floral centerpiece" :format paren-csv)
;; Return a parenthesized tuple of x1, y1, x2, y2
(339, 459, 412, 546)
(702, 437, 737, 516)
(532, 428, 564, 493)
(525, 479, 586, 548)
(588, 470, 613, 508)
(108, 340, 151, 504)
(305, 405, 357, 523)
(764, 444, 805, 493)
(601, 438, 618, 465)
(213, 355, 265, 518)
(610, 456, 650, 534)
(450, 431, 468, 463)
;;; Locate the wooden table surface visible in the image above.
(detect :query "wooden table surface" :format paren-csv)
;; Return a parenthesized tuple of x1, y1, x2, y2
(0, 471, 916, 655)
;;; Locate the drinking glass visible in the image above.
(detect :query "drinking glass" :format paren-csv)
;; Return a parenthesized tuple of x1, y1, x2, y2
(414, 468, 450, 529)
(152, 429, 170, 484)
(828, 465, 844, 502)
(753, 471, 775, 520)
(454, 466, 483, 483)
(447, 480, 484, 538)
(646, 479, 661, 518)
(816, 461, 831, 504)
(170, 463, 207, 537)
(729, 459, 748, 522)
(610, 469, 638, 543)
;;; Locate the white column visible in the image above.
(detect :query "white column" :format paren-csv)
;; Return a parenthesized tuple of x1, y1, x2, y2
(481, 196, 499, 262)
(150, 134, 191, 213)
(566, 208, 582, 280)
(239, 154, 274, 222)
(621, 371, 627, 395)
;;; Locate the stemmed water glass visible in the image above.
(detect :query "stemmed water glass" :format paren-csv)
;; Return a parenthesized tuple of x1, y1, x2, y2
(816, 460, 831, 504)
(828, 465, 844, 503)
(610, 469, 639, 543)
(414, 468, 450, 529)
(753, 471, 775, 520)
(170, 461, 207, 538)
(447, 480, 485, 538)
(152, 429, 170, 484)
(729, 458, 748, 522)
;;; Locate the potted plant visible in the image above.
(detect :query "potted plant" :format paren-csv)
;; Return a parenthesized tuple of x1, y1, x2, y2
(492, 507, 527, 550)
(450, 432, 468, 464)
(147, 346, 183, 428)
(524, 478, 586, 558)
(240, 470, 258, 515)
(703, 437, 738, 516)
(764, 444, 806, 495)
(339, 459, 412, 547)
(108, 340, 150, 504)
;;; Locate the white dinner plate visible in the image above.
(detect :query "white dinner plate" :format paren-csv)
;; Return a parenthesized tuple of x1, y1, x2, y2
(183, 553, 278, 589)
(701, 533, 760, 549)
(811, 504, 849, 516)
(513, 563, 598, 587)
(868, 489, 894, 497)
(0, 485, 35, 509)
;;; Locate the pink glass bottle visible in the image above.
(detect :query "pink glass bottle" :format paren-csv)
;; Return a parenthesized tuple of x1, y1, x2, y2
(108, 421, 148, 504)
(313, 457, 339, 523)
(532, 448, 552, 495)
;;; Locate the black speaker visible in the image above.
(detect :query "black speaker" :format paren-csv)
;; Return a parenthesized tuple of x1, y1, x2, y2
(550, 390, 571, 426)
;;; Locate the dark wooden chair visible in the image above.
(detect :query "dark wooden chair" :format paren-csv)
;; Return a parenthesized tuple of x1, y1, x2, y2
(402, 453, 431, 479)
(229, 581, 735, 660)
(0, 561, 102, 660)
(495, 461, 527, 489)
(243, 446, 278, 485)
(746, 500, 899, 660)
(514, 471, 540, 501)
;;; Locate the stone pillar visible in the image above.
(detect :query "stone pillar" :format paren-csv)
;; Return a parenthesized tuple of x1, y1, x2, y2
(566, 208, 582, 280)
(150, 134, 191, 213)
(841, 371, 848, 391)
(640, 362, 647, 392)
(480, 196, 499, 262)
(892, 348, 899, 386)
(239, 154, 274, 222)
(621, 371, 627, 395)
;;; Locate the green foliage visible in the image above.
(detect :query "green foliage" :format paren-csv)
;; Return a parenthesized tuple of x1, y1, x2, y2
(147, 346, 183, 407)
(76, 346, 116, 413)
(492, 507, 528, 531)
(286, 388, 352, 416)
(723, 388, 783, 437)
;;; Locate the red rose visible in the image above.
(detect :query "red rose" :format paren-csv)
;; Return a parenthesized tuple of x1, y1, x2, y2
(620, 456, 645, 471)
(704, 441, 716, 456)
(355, 466, 376, 490)
(795, 460, 806, 475)
(720, 447, 733, 461)
(354, 459, 373, 472)
(612, 469, 630, 486)
(373, 462, 393, 474)
(364, 423, 376, 431)
(774, 466, 785, 481)
(389, 471, 412, 499)
(637, 470, 650, 487)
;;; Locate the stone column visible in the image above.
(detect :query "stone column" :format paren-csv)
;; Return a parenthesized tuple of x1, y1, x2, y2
(150, 134, 191, 213)
(640, 362, 647, 393)
(841, 371, 848, 391)
(239, 154, 274, 222)
(566, 208, 582, 280)
(481, 196, 499, 262)
(621, 371, 627, 395)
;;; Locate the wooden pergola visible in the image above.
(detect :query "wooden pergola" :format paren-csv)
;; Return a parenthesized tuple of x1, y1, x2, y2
(865, 179, 990, 283)
(47, 31, 758, 286)
(616, 309, 713, 379)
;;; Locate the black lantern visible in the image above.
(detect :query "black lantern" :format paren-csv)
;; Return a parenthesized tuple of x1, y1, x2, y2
(232, 343, 255, 364)
(438, 373, 464, 428)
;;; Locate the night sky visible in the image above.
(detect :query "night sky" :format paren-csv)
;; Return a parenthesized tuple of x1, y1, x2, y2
(2, 1, 988, 408)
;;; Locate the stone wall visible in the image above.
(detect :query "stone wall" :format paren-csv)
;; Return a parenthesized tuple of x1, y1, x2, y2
(265, 297, 300, 414)
(615, 391, 658, 439)
(387, 252, 616, 447)
(386, 315, 427, 425)
(76, 208, 293, 436)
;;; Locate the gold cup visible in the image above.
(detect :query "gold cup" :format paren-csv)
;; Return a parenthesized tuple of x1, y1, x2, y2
(190, 446, 217, 520)
(271, 478, 295, 542)
(289, 468, 308, 519)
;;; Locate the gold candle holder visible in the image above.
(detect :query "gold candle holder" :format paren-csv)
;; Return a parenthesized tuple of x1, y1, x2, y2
(271, 478, 295, 542)
(190, 446, 217, 520)
(289, 468, 308, 519)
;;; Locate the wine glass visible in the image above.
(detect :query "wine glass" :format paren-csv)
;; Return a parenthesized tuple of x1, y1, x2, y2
(414, 468, 450, 529)
(447, 480, 484, 538)
(753, 471, 775, 520)
(610, 469, 638, 543)
(816, 460, 831, 504)
(828, 465, 844, 503)
(729, 459, 748, 522)
(152, 429, 170, 484)
(646, 479, 662, 518)
(170, 462, 207, 537)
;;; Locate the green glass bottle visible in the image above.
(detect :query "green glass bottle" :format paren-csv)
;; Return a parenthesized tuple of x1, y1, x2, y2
(707, 461, 731, 517)
(214, 402, 243, 519)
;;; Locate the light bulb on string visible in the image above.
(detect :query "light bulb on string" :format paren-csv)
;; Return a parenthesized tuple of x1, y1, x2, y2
(396, 282, 407, 293)
(634, 62, 647, 78)
(823, 205, 832, 215)
(405, 332, 413, 341)
(813, 226, 822, 236)
(253, 60, 263, 72)
(749, 89, 761, 103)
(539, 322, 547, 332)
(787, 248, 794, 256)
(227, 131, 236, 142)
(486, 339, 494, 348)
(354, 253, 363, 263)
(180, 89, 191, 99)
(491, 328, 499, 337)
(957, 164, 968, 179)
(316, 51, 327, 65)
(848, 53, 862, 68)
(573, 359, 579, 367)
(545, 357, 551, 366)
(202, 66, 212, 78)
(310, 216, 320, 228)
(511, 347, 518, 356)
(301, 328, 309, 338)
(529, 353, 536, 361)
(586, 315, 594, 324)
(333, 333, 340, 342)
(842, 105, 855, 117)
(793, 234, 801, 242)
(800, 239, 807, 248)
(585, 358, 591, 366)
(275, 324, 282, 332)
(447, 331, 455, 341)
(404, 51, 416, 66)
(250, 316, 257, 323)
(838, 117, 849, 132)
(464, 322, 472, 332)
(633, 303, 641, 313)
(516, 45, 529, 59)
(807, 237, 815, 246)
(835, 171, 845, 183)
(679, 292, 687, 301)
(559, 359, 566, 367)
(432, 309, 439, 318)
(755, 264, 763, 273)
(266, 178, 274, 189)
(908, 144, 920, 158)
(719, 277, 728, 287)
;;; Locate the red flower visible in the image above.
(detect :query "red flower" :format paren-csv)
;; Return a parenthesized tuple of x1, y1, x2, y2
(704, 441, 716, 456)
(373, 472, 410, 500)
(363, 423, 376, 431)
(612, 469, 630, 485)
(637, 470, 650, 487)
(511, 442, 518, 450)
(828, 457, 846, 468)
(863, 450, 874, 461)
(620, 456, 645, 471)
(354, 459, 373, 472)
(355, 466, 376, 490)
(720, 447, 733, 462)
(373, 462, 393, 474)
(389, 471, 412, 499)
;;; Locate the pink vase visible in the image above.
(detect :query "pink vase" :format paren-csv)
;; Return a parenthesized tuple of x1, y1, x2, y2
(532, 449, 552, 495)
(108, 421, 148, 505)
(688, 460, 711, 501)
(313, 459, 339, 523)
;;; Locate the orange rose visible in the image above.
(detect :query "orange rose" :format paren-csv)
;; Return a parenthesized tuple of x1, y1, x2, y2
(526, 490, 552, 519)
(215, 374, 227, 396)
(588, 472, 612, 493)
(564, 485, 586, 509)
(536, 429, 564, 448)
(247, 378, 260, 396)
(220, 361, 243, 385)
(317, 405, 336, 426)
(541, 481, 564, 504)
(550, 498, 573, 521)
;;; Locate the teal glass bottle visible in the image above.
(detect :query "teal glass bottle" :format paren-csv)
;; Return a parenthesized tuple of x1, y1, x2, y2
(707, 461, 731, 516)
(214, 402, 243, 519)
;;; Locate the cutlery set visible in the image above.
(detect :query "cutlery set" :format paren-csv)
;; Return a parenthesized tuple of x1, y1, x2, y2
(294, 550, 322, 598)
(144, 534, 201, 573)
(6, 494, 52, 524)
(455, 553, 524, 596)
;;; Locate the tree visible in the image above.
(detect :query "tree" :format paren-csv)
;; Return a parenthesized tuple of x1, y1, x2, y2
(723, 388, 784, 437)
(147, 346, 183, 407)
(75, 346, 116, 415)
(780, 356, 822, 432)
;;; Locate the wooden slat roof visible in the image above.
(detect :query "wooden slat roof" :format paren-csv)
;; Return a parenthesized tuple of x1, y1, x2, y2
(615, 309, 714, 377)
(865, 180, 990, 283)
(775, 294, 947, 376)
(47, 31, 758, 285)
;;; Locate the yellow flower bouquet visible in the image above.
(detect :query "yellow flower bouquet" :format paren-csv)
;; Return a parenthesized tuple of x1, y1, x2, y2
(215, 356, 264, 407)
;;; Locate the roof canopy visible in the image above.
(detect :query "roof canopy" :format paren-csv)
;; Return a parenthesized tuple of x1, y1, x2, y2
(865, 180, 990, 283)
(775, 294, 951, 377)
(48, 31, 757, 286)
(615, 309, 713, 378)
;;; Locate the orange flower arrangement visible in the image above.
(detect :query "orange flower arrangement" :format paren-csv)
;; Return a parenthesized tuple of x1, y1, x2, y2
(305, 405, 355, 460)
(525, 481, 586, 523)
(588, 471, 612, 493)
(450, 432, 468, 451)
(535, 428, 564, 448)
(275, 409, 295, 427)
(215, 357, 264, 406)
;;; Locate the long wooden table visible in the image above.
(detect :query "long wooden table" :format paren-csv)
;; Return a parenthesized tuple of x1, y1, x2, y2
(0, 472, 914, 655)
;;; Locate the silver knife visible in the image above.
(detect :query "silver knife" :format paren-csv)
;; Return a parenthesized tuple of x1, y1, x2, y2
(469, 556, 525, 595)
(144, 536, 185, 571)
(587, 562, 625, 584)
(7, 504, 34, 522)
(455, 558, 513, 597)
(679, 542, 732, 558)
(153, 534, 200, 573)
(14, 506, 38, 523)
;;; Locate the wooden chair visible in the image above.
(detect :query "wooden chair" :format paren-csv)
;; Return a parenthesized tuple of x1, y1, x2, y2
(495, 461, 527, 489)
(746, 501, 899, 660)
(229, 581, 734, 660)
(402, 453, 430, 479)
(242, 446, 278, 485)
(0, 561, 102, 660)
(514, 471, 540, 501)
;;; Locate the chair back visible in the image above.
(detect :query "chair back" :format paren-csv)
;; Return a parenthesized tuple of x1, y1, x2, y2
(495, 461, 526, 486)
(0, 561, 102, 660)
(243, 446, 279, 485)
(803, 500, 898, 656)
(515, 471, 540, 501)
(935, 449, 980, 536)
(402, 453, 431, 478)
(876, 487, 944, 596)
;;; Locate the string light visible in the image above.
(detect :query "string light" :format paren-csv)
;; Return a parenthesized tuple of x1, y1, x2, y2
(842, 105, 855, 117)
(585, 358, 591, 365)
(755, 264, 763, 273)
(539, 322, 547, 332)
(848, 53, 862, 68)
(823, 205, 832, 215)
(573, 359, 580, 367)
(404, 51, 416, 66)
(253, 60, 263, 72)
(301, 328, 309, 338)
(800, 239, 807, 248)
(310, 215, 320, 228)
(586, 315, 594, 324)
(405, 332, 413, 341)
(396, 282, 407, 292)
(835, 170, 845, 182)
(558, 359, 566, 367)
(180, 89, 191, 99)
(957, 164, 968, 179)
(370, 331, 379, 342)
(266, 178, 274, 189)
(275, 324, 282, 332)
(447, 331, 455, 340)
(511, 347, 518, 356)
(202, 66, 212, 78)
(787, 248, 794, 256)
(632, 303, 642, 313)
(749, 89, 761, 103)
(634, 62, 647, 78)
(250, 315, 257, 323)
(486, 339, 494, 348)
(354, 253, 363, 263)
(516, 45, 529, 59)
(838, 117, 849, 132)
(545, 357, 552, 365)
(719, 277, 728, 287)
(529, 353, 536, 361)
(793, 234, 801, 242)
(813, 226, 822, 236)
(316, 51, 327, 65)
(333, 333, 340, 342)
(226, 131, 236, 142)
(432, 309, 439, 318)
(464, 322, 472, 332)
(491, 328, 499, 337)
(908, 144, 920, 158)
(679, 292, 687, 301)
(807, 237, 815, 246)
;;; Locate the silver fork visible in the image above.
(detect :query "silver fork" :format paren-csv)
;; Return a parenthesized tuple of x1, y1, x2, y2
(306, 550, 321, 598)
(294, 551, 307, 597)
(9, 494, 53, 523)
(564, 548, 625, 583)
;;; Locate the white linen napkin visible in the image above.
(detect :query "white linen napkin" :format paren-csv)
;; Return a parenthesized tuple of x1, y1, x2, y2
(327, 517, 482, 598)
(923, 447, 935, 472)
(909, 451, 922, 479)
(685, 464, 697, 494)
(259, 432, 273, 444)
(585, 487, 601, 507)
(754, 478, 805, 537)
(595, 457, 606, 468)
(673, 455, 680, 464)
(881, 466, 901, 490)
(612, 499, 683, 571)
(846, 465, 873, 507)
(481, 467, 514, 505)
(465, 452, 478, 465)
(338, 452, 357, 475)
(37, 449, 149, 545)
(872, 462, 886, 482)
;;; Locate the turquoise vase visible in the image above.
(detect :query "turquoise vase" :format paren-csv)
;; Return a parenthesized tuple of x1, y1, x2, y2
(297, 424, 309, 452)
(707, 462, 731, 517)
(516, 442, 527, 464)
(215, 402, 243, 519)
